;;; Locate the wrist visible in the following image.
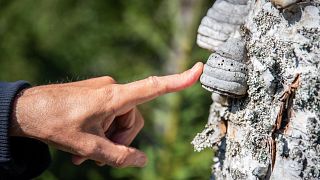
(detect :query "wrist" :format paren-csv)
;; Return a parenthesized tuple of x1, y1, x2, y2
(10, 89, 29, 137)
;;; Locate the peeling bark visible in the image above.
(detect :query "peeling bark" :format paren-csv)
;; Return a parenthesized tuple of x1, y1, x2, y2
(192, 1, 320, 179)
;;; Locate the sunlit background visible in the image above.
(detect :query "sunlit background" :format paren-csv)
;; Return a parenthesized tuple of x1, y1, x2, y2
(0, 0, 215, 179)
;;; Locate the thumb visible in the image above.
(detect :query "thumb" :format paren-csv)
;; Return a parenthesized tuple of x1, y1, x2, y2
(73, 133, 147, 168)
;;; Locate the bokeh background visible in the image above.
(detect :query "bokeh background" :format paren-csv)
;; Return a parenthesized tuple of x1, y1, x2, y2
(0, 0, 214, 179)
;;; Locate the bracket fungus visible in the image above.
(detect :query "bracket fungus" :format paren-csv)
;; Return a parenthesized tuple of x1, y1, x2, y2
(200, 38, 249, 98)
(197, 0, 250, 51)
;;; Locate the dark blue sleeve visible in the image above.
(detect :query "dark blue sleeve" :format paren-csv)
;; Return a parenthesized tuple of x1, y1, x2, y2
(0, 81, 51, 179)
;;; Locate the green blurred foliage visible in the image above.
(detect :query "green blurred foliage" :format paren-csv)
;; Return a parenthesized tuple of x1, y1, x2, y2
(0, 0, 214, 179)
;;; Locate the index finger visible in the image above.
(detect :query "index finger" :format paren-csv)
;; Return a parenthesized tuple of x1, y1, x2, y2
(115, 62, 203, 110)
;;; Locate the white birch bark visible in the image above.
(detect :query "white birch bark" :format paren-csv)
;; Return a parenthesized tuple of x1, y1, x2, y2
(192, 1, 320, 179)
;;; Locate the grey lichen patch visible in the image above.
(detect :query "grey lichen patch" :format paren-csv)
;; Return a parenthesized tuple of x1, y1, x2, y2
(230, 168, 247, 180)
(192, 98, 228, 152)
(192, 123, 222, 152)
(303, 116, 320, 178)
(295, 72, 320, 112)
(228, 141, 241, 157)
(244, 132, 270, 163)
(252, 3, 282, 35)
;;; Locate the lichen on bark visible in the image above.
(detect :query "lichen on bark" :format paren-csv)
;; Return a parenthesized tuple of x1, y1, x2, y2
(192, 1, 320, 179)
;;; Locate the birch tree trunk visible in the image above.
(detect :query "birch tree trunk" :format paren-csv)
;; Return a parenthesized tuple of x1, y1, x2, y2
(192, 1, 320, 179)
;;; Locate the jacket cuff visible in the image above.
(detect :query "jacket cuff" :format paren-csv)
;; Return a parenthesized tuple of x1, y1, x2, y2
(0, 81, 51, 179)
(0, 81, 30, 163)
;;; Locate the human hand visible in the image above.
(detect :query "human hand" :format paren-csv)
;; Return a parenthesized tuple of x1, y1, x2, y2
(10, 62, 203, 168)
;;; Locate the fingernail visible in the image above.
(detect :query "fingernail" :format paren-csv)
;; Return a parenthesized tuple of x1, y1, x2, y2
(191, 62, 202, 72)
(135, 154, 147, 167)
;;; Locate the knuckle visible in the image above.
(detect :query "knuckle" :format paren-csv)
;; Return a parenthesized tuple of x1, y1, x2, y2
(147, 76, 163, 95)
(108, 85, 121, 113)
(114, 156, 126, 168)
(100, 85, 117, 104)
(147, 76, 160, 89)
(113, 148, 132, 168)
(114, 158, 126, 168)
(104, 76, 117, 84)
(80, 141, 99, 157)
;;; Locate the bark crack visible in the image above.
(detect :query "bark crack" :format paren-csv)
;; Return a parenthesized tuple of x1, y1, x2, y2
(270, 74, 301, 171)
